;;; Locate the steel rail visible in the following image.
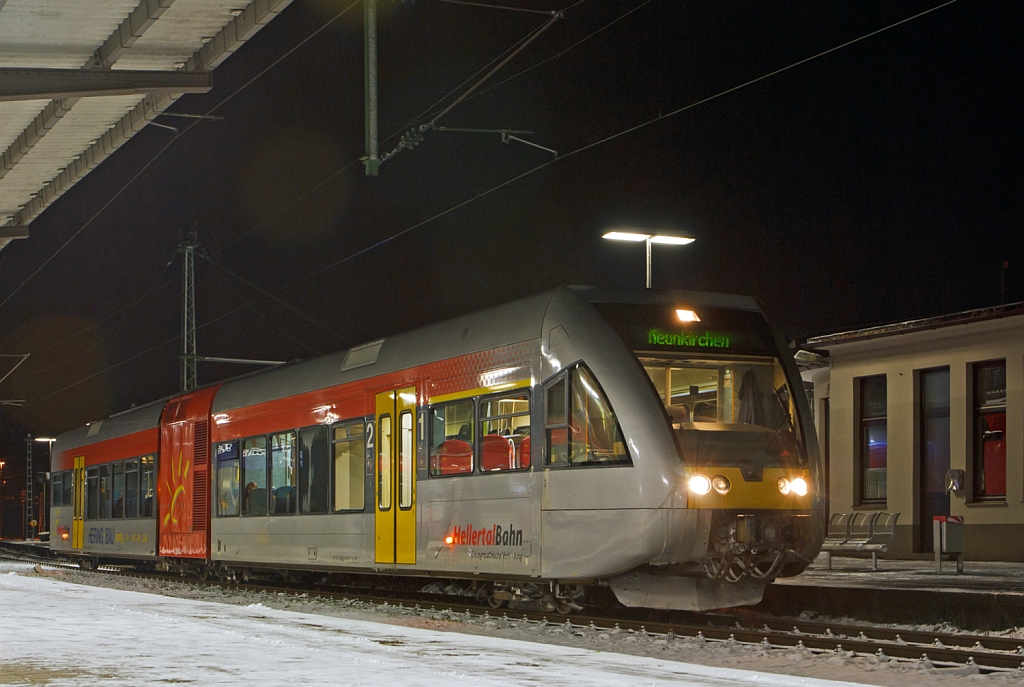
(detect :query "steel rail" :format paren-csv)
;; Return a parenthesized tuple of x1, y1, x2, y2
(18, 557, 1024, 674)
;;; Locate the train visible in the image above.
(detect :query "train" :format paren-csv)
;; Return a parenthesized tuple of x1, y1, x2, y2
(48, 286, 824, 612)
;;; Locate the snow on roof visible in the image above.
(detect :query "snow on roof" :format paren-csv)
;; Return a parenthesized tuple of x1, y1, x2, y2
(0, 0, 294, 251)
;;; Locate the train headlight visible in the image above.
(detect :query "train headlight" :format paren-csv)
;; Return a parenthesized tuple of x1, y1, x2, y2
(778, 476, 809, 496)
(688, 474, 712, 495)
(711, 475, 731, 495)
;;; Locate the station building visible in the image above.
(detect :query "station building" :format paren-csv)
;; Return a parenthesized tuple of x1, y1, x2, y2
(800, 302, 1024, 561)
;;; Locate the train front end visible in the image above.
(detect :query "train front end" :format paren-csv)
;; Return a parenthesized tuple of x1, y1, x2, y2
(569, 289, 825, 608)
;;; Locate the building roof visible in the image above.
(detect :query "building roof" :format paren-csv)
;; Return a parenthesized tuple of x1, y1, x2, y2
(0, 0, 293, 251)
(805, 301, 1024, 349)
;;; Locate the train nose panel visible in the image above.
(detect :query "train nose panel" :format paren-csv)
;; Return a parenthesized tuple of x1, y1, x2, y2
(608, 570, 765, 611)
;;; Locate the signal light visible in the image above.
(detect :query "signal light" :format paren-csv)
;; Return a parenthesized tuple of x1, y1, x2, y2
(688, 474, 712, 495)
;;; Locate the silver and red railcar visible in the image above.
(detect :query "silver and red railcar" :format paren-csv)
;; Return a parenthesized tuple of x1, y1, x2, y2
(50, 286, 824, 611)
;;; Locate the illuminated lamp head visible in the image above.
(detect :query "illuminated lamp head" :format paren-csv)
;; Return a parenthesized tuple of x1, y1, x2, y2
(688, 474, 712, 495)
(444, 535, 455, 546)
(676, 309, 701, 323)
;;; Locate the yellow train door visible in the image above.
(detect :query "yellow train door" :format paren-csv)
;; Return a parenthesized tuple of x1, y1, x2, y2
(72, 456, 85, 549)
(374, 387, 417, 565)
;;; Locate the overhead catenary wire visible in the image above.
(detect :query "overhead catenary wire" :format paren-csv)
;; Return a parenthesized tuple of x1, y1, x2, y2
(26, 0, 958, 404)
(205, 256, 322, 357)
(379, 8, 564, 163)
(266, 0, 965, 295)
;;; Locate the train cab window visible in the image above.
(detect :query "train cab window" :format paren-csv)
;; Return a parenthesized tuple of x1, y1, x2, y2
(546, 364, 630, 467)
(298, 426, 330, 514)
(52, 473, 63, 507)
(480, 392, 531, 472)
(140, 455, 155, 518)
(640, 356, 806, 469)
(124, 459, 139, 518)
(63, 471, 73, 511)
(332, 422, 365, 512)
(216, 441, 240, 517)
(242, 437, 268, 516)
(270, 432, 297, 515)
(429, 400, 474, 476)
(86, 467, 99, 520)
(112, 462, 124, 518)
(99, 464, 112, 519)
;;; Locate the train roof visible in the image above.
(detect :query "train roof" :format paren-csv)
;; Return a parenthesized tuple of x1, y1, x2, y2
(54, 285, 765, 453)
(55, 398, 165, 455)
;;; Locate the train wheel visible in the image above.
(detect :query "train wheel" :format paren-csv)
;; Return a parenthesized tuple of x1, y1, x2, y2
(79, 557, 92, 571)
(195, 564, 210, 582)
(553, 598, 575, 615)
(485, 591, 507, 610)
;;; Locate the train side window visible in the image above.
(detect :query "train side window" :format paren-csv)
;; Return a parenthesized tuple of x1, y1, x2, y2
(242, 437, 268, 516)
(399, 411, 414, 509)
(140, 455, 155, 518)
(86, 467, 99, 520)
(298, 426, 330, 514)
(99, 464, 112, 519)
(546, 364, 631, 467)
(63, 471, 73, 511)
(332, 422, 365, 512)
(124, 459, 139, 518)
(378, 414, 393, 510)
(112, 462, 124, 518)
(545, 377, 569, 466)
(216, 442, 240, 517)
(569, 365, 631, 465)
(428, 400, 475, 477)
(52, 473, 63, 507)
(270, 432, 296, 515)
(480, 392, 531, 472)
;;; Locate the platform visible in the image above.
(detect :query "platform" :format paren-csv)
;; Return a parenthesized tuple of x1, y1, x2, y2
(763, 555, 1024, 629)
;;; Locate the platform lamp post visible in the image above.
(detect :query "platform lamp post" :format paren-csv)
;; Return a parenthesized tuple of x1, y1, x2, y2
(602, 229, 695, 288)
(35, 438, 55, 537)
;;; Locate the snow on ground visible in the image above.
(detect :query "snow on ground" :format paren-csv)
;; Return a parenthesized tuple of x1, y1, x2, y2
(0, 561, 1018, 686)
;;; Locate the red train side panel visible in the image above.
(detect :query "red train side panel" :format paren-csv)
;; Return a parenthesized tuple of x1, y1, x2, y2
(159, 385, 219, 558)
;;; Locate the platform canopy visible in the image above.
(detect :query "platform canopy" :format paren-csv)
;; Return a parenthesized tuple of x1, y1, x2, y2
(0, 0, 294, 251)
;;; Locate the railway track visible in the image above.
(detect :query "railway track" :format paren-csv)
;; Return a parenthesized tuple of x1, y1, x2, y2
(12, 553, 1024, 675)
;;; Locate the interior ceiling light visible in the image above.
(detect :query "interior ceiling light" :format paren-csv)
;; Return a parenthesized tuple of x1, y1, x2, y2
(676, 309, 701, 323)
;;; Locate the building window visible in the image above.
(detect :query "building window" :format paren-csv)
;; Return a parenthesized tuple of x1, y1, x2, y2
(858, 375, 887, 503)
(973, 360, 1006, 500)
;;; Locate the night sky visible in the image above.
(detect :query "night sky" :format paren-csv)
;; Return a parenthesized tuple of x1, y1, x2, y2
(0, 0, 1020, 440)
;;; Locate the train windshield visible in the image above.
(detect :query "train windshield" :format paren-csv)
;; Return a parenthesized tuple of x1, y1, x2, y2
(639, 355, 807, 468)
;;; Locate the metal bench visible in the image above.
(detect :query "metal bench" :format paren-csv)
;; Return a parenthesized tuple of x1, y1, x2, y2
(820, 511, 900, 571)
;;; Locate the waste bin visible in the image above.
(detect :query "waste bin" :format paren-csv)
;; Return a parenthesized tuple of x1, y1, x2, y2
(933, 515, 964, 573)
